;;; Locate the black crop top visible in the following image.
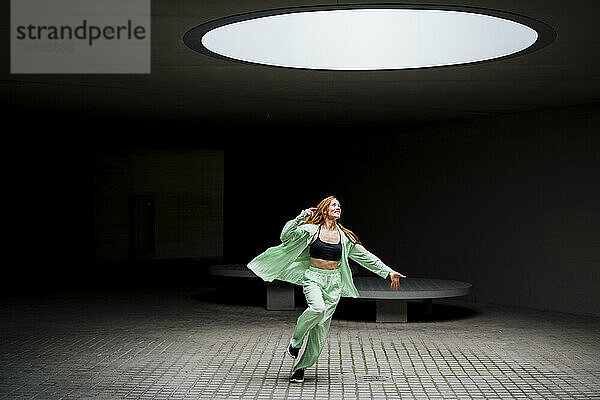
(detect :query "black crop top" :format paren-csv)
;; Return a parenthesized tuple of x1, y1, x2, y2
(309, 225, 342, 261)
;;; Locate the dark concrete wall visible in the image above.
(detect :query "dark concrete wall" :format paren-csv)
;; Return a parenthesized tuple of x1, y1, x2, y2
(93, 149, 223, 262)
(13, 102, 598, 317)
(368, 103, 599, 316)
(225, 103, 600, 317)
(14, 114, 226, 290)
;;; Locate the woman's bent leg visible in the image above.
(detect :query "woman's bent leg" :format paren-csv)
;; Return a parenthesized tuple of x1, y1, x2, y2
(292, 301, 337, 372)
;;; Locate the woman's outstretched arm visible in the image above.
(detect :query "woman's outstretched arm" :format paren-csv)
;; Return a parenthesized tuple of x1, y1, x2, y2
(348, 244, 406, 290)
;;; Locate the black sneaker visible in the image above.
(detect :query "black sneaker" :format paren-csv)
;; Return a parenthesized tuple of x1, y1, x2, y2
(289, 368, 304, 383)
(287, 342, 300, 359)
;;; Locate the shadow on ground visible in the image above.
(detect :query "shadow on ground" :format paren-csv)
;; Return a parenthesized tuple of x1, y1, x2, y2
(190, 275, 266, 307)
(335, 298, 480, 323)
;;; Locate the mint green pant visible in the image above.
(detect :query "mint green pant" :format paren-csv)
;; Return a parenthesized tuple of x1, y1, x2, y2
(291, 266, 342, 373)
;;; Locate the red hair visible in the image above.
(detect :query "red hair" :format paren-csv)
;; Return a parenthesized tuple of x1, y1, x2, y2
(303, 195, 362, 245)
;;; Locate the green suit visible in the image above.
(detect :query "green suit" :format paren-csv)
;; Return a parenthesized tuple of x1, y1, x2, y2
(248, 211, 392, 372)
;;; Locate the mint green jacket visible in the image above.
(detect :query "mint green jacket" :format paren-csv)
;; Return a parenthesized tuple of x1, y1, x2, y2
(247, 211, 392, 298)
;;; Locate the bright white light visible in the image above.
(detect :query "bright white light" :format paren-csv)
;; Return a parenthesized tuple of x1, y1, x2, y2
(201, 9, 538, 70)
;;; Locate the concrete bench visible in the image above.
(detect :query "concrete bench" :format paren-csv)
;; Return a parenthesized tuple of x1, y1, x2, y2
(208, 264, 296, 311)
(207, 264, 472, 322)
(354, 276, 472, 322)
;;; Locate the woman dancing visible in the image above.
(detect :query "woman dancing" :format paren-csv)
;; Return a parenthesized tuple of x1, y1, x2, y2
(248, 195, 406, 383)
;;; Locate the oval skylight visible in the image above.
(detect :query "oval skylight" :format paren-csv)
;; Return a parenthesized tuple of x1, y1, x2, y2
(183, 5, 556, 71)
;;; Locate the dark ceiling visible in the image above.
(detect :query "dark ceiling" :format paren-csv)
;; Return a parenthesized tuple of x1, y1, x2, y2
(2, 0, 600, 129)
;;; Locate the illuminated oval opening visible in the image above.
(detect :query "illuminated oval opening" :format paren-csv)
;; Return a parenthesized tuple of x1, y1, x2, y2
(184, 5, 555, 71)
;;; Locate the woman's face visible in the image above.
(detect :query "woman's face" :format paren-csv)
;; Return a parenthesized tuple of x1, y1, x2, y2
(326, 199, 342, 220)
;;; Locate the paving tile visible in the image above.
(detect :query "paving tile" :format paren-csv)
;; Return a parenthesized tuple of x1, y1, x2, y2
(1, 290, 599, 399)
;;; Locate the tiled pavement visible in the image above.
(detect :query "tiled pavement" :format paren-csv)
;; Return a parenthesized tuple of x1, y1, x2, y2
(1, 282, 599, 399)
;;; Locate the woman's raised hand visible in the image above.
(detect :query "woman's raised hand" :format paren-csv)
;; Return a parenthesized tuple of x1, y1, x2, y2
(389, 270, 407, 291)
(302, 207, 317, 217)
